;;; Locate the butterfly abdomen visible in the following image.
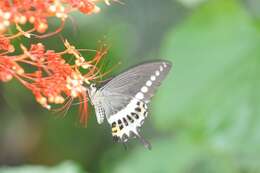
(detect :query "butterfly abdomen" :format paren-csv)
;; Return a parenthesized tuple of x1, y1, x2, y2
(94, 102, 105, 124)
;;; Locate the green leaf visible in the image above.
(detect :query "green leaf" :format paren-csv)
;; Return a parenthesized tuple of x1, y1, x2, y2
(102, 0, 260, 172)
(102, 135, 239, 173)
(154, 0, 260, 131)
(176, 0, 208, 8)
(0, 161, 86, 173)
(101, 136, 198, 173)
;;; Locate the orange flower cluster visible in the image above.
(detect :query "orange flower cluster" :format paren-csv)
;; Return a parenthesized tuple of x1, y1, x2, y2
(0, 0, 112, 33)
(0, 0, 114, 124)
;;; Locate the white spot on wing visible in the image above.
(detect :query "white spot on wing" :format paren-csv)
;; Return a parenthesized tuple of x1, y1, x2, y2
(146, 80, 152, 87)
(160, 66, 163, 71)
(163, 62, 167, 67)
(151, 75, 156, 81)
(136, 92, 144, 100)
(155, 70, 160, 76)
(141, 86, 148, 93)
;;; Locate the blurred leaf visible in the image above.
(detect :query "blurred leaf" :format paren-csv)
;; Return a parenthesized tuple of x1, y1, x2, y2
(0, 161, 86, 173)
(176, 0, 208, 8)
(245, 0, 260, 19)
(102, 135, 239, 173)
(155, 0, 260, 131)
(101, 0, 260, 172)
(101, 136, 197, 173)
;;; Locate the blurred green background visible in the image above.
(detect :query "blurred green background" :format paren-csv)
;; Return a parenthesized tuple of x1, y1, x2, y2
(1, 0, 260, 172)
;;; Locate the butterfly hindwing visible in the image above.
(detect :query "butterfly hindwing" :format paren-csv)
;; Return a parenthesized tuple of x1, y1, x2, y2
(108, 98, 151, 149)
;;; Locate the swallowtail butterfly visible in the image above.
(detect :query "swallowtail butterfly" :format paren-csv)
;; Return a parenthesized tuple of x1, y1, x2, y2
(87, 60, 172, 149)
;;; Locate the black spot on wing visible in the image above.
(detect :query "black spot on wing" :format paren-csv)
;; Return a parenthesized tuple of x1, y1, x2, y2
(113, 136, 120, 142)
(135, 107, 141, 112)
(118, 120, 124, 129)
(122, 134, 128, 142)
(127, 115, 134, 123)
(131, 112, 139, 119)
(112, 122, 116, 127)
(123, 118, 128, 126)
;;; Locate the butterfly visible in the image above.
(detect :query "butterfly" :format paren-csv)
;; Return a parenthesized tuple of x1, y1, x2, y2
(87, 60, 172, 149)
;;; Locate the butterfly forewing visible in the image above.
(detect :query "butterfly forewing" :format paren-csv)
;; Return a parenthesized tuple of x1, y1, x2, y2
(100, 61, 172, 116)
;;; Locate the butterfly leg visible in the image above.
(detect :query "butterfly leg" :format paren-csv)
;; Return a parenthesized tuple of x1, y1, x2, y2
(135, 132, 152, 150)
(122, 142, 128, 150)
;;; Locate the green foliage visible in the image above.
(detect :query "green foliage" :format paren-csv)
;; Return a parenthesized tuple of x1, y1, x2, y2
(0, 162, 85, 173)
(101, 0, 260, 172)
(155, 0, 260, 130)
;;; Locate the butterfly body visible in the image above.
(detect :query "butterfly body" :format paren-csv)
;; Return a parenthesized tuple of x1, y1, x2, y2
(88, 86, 106, 124)
(87, 60, 172, 149)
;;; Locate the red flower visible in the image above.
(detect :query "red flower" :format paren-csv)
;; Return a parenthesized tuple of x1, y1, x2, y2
(0, 0, 114, 124)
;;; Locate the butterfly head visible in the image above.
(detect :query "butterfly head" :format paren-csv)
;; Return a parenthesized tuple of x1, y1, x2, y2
(87, 83, 106, 124)
(89, 83, 97, 93)
(87, 84, 97, 103)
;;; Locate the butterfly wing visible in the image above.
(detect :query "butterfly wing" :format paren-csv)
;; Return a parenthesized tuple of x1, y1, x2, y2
(96, 60, 172, 148)
(100, 60, 172, 116)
